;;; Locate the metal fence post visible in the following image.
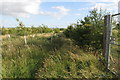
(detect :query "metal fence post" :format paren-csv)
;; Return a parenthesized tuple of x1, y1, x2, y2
(103, 14, 112, 69)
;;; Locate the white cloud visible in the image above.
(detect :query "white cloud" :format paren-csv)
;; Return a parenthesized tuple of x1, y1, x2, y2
(1, 0, 119, 18)
(39, 6, 70, 19)
(52, 6, 69, 13)
(0, 0, 41, 17)
(75, 13, 81, 16)
(78, 7, 90, 11)
(42, 0, 119, 2)
(0, 0, 70, 18)
(88, 0, 119, 3)
(78, 1, 119, 14)
(52, 6, 70, 16)
(91, 3, 118, 11)
(91, 2, 119, 14)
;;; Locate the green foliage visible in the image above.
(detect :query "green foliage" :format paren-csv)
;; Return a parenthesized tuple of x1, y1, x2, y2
(1, 28, 17, 35)
(53, 28, 60, 33)
(1, 19, 61, 35)
(2, 33, 116, 78)
(36, 53, 115, 78)
(2, 9, 119, 79)
(109, 26, 120, 74)
(59, 28, 65, 31)
(1, 24, 60, 36)
(35, 34, 115, 78)
(2, 36, 49, 78)
(64, 9, 106, 52)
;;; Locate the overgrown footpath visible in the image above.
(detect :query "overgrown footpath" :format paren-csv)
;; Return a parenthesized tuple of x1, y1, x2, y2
(2, 33, 117, 79)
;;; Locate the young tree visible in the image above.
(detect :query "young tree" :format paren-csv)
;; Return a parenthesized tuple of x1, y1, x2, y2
(16, 18, 27, 45)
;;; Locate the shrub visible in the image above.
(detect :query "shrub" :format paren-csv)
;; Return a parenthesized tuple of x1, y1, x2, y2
(64, 9, 106, 52)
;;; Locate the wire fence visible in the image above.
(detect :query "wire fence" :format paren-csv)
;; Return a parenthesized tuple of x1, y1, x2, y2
(104, 13, 120, 75)
(109, 14, 120, 75)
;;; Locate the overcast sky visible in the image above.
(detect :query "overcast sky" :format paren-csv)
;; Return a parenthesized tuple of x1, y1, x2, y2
(0, 0, 119, 28)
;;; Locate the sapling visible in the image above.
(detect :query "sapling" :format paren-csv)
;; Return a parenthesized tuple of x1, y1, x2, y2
(16, 18, 27, 45)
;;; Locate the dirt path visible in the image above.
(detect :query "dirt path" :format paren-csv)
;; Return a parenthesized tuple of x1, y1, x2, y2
(1, 33, 54, 39)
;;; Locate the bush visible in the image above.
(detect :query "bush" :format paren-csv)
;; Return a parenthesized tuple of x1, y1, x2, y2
(64, 9, 106, 52)
(53, 28, 60, 33)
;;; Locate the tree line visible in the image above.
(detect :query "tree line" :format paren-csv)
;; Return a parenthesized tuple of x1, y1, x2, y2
(1, 19, 64, 36)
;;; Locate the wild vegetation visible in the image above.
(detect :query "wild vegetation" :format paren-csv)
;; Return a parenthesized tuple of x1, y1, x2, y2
(110, 26, 120, 75)
(1, 9, 120, 79)
(1, 19, 62, 36)
(64, 9, 105, 53)
(2, 33, 116, 78)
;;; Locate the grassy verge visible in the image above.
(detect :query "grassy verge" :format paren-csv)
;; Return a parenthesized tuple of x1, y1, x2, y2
(2, 33, 117, 78)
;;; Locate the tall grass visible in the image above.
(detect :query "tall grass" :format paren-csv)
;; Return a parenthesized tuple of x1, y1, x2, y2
(109, 29, 120, 74)
(2, 33, 116, 78)
(2, 36, 49, 78)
